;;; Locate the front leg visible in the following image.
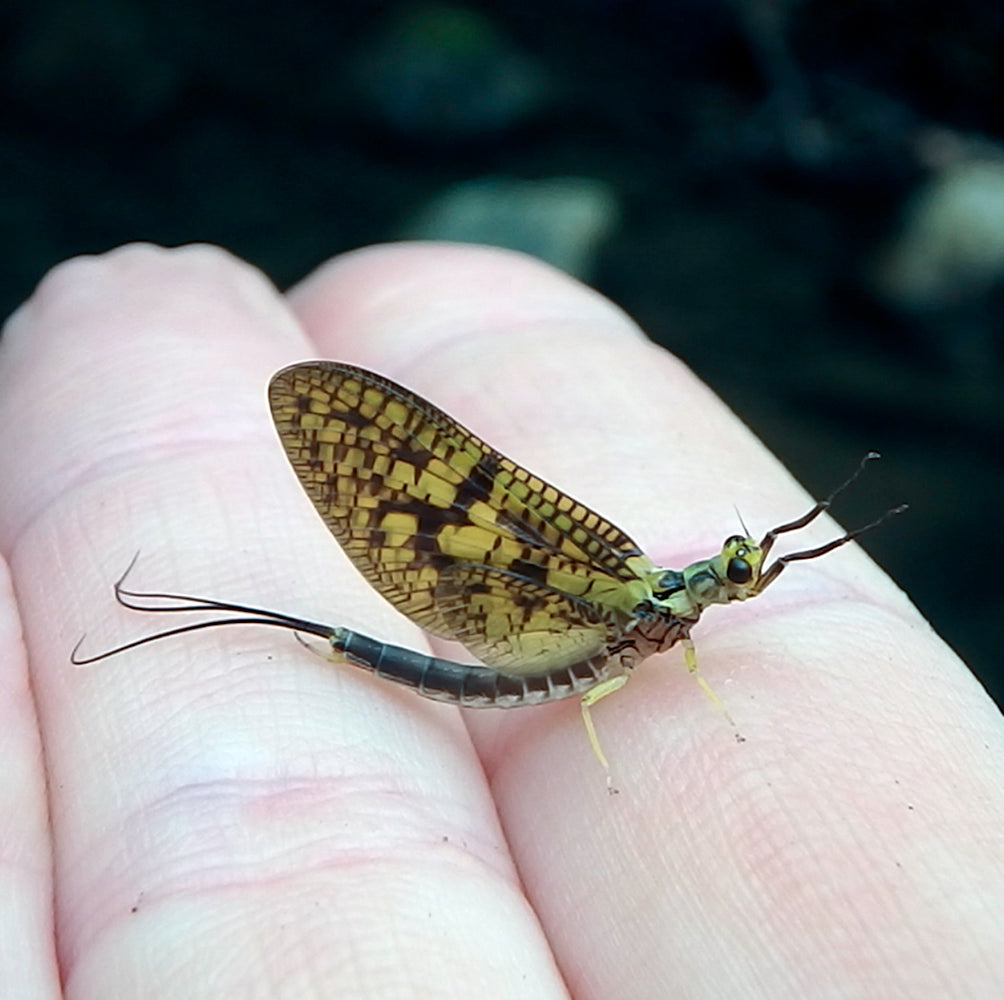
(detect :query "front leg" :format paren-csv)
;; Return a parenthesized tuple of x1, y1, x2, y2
(683, 637, 739, 735)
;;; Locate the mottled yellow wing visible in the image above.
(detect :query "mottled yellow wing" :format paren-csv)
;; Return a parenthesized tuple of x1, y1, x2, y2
(268, 361, 654, 670)
(431, 564, 611, 672)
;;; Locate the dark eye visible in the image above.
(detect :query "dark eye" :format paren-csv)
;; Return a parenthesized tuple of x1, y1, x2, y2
(727, 557, 752, 584)
(724, 534, 744, 547)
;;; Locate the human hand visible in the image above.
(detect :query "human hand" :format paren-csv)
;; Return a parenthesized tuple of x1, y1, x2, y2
(0, 243, 999, 998)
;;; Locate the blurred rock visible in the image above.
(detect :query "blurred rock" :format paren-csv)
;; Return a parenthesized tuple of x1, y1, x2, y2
(877, 159, 1004, 309)
(403, 175, 620, 278)
(874, 157, 1004, 378)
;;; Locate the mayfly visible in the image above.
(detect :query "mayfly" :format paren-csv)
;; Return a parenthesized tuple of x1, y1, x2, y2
(74, 362, 906, 770)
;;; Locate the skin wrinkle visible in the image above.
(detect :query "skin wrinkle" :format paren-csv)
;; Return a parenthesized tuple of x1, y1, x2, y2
(59, 763, 518, 971)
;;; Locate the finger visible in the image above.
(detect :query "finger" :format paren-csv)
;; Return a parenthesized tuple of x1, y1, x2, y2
(286, 242, 1004, 998)
(0, 555, 59, 998)
(0, 244, 566, 998)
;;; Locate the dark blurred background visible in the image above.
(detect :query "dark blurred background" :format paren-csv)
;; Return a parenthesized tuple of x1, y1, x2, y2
(2, 0, 1000, 705)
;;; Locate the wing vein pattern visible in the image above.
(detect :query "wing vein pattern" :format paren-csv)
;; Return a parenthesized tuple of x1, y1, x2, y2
(268, 362, 655, 673)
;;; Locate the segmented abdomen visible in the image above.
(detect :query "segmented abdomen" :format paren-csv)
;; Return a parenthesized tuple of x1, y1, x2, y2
(331, 627, 616, 708)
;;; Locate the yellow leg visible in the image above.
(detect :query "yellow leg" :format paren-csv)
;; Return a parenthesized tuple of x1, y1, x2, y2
(580, 674, 628, 781)
(683, 638, 738, 731)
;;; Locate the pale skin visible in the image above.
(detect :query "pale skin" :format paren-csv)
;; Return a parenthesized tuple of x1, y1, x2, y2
(0, 243, 1002, 1000)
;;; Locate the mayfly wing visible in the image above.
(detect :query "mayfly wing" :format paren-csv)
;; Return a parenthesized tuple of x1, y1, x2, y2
(267, 362, 655, 670)
(430, 563, 613, 672)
